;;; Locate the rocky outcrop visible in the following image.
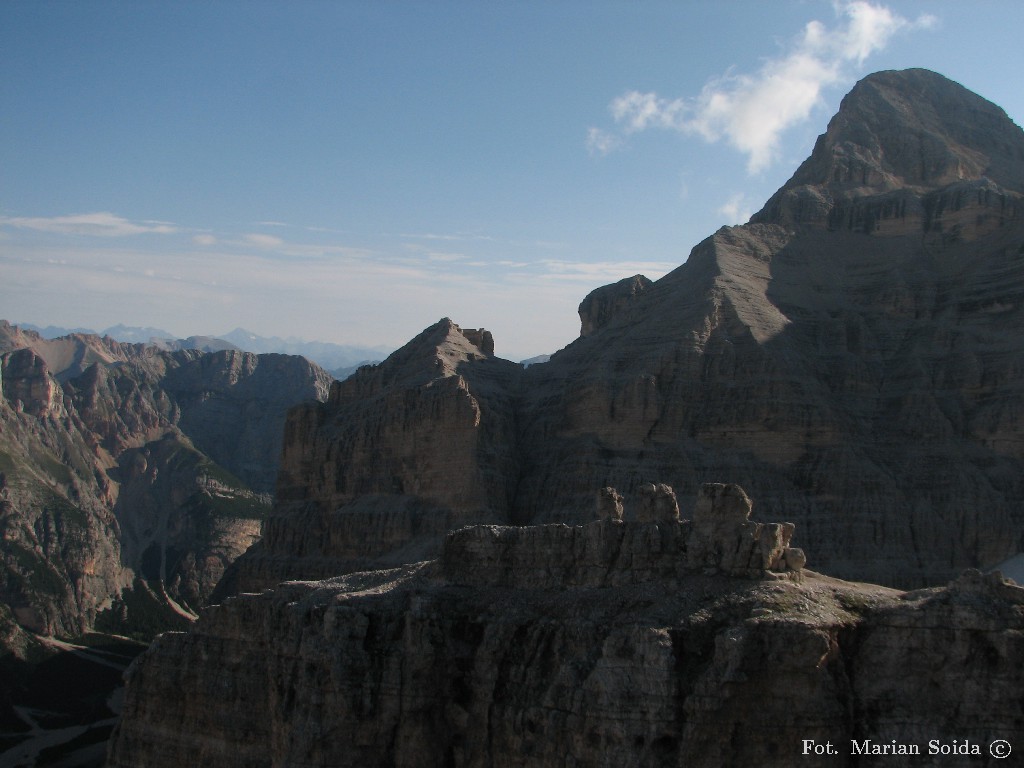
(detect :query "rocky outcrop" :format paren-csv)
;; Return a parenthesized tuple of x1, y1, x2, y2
(0, 351, 131, 637)
(444, 482, 804, 588)
(636, 482, 680, 523)
(596, 486, 623, 521)
(578, 273, 652, 336)
(0, 349, 65, 418)
(108, 492, 1024, 768)
(216, 319, 521, 596)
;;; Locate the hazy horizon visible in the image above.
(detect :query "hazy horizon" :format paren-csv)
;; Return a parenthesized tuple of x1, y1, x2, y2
(4, 1, 1024, 361)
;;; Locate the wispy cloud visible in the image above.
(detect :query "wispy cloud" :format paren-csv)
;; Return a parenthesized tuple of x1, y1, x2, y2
(0, 211, 178, 237)
(585, 127, 623, 157)
(243, 233, 285, 248)
(717, 193, 754, 225)
(397, 231, 494, 243)
(536, 259, 676, 284)
(589, 1, 936, 172)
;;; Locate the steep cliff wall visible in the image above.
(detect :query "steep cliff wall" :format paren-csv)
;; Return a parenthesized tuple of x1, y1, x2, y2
(0, 331, 333, 640)
(216, 320, 521, 597)
(0, 348, 131, 637)
(109, 486, 1024, 767)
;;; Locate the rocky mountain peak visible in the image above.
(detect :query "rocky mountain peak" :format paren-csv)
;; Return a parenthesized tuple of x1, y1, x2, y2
(329, 318, 495, 404)
(753, 68, 1024, 228)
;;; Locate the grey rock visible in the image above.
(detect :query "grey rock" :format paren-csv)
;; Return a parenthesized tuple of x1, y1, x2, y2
(108, 511, 1024, 768)
(578, 273, 653, 336)
(636, 482, 680, 523)
(596, 486, 624, 521)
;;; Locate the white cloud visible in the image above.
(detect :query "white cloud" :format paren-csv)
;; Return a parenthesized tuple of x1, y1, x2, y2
(0, 211, 178, 237)
(193, 234, 217, 246)
(397, 231, 494, 243)
(243, 233, 285, 248)
(535, 259, 676, 285)
(585, 127, 623, 156)
(717, 193, 754, 225)
(610, 92, 687, 132)
(594, 1, 935, 173)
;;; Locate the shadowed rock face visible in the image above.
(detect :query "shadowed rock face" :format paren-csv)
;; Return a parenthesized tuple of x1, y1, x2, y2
(214, 319, 522, 597)
(108, 498, 1024, 768)
(224, 70, 1024, 593)
(509, 69, 1024, 588)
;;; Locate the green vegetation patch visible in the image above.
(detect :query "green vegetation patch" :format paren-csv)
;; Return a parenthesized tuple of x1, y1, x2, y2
(0, 449, 19, 476)
(94, 577, 193, 643)
(194, 489, 269, 521)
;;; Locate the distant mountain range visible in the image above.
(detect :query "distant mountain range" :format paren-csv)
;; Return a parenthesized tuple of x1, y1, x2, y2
(17, 322, 393, 377)
(217, 328, 393, 375)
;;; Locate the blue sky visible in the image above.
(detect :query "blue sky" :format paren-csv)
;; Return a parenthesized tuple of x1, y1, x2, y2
(3, 1, 1023, 361)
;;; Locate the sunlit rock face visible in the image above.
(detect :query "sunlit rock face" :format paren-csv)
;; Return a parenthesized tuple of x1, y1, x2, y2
(0, 325, 333, 639)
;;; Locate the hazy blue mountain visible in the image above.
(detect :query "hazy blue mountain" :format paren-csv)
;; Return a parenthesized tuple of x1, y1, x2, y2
(102, 324, 176, 343)
(520, 354, 550, 367)
(15, 321, 392, 375)
(148, 336, 241, 354)
(221, 327, 392, 371)
(19, 322, 98, 338)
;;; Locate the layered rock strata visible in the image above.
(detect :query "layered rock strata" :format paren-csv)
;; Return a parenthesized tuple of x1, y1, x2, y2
(108, 488, 1024, 768)
(0, 327, 332, 638)
(216, 319, 522, 596)
(217, 69, 1024, 591)
(214, 69, 1024, 605)
(443, 483, 805, 588)
(513, 71, 1024, 589)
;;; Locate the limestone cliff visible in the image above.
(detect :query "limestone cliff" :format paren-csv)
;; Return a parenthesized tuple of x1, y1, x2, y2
(109, 485, 1024, 768)
(0, 328, 333, 640)
(220, 70, 1024, 592)
(510, 70, 1024, 588)
(215, 319, 521, 597)
(0, 348, 131, 638)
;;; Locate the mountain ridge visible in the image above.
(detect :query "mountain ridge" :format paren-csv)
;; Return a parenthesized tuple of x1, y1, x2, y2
(223, 68, 1024, 595)
(0, 322, 334, 644)
(11, 321, 395, 375)
(109, 68, 1024, 768)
